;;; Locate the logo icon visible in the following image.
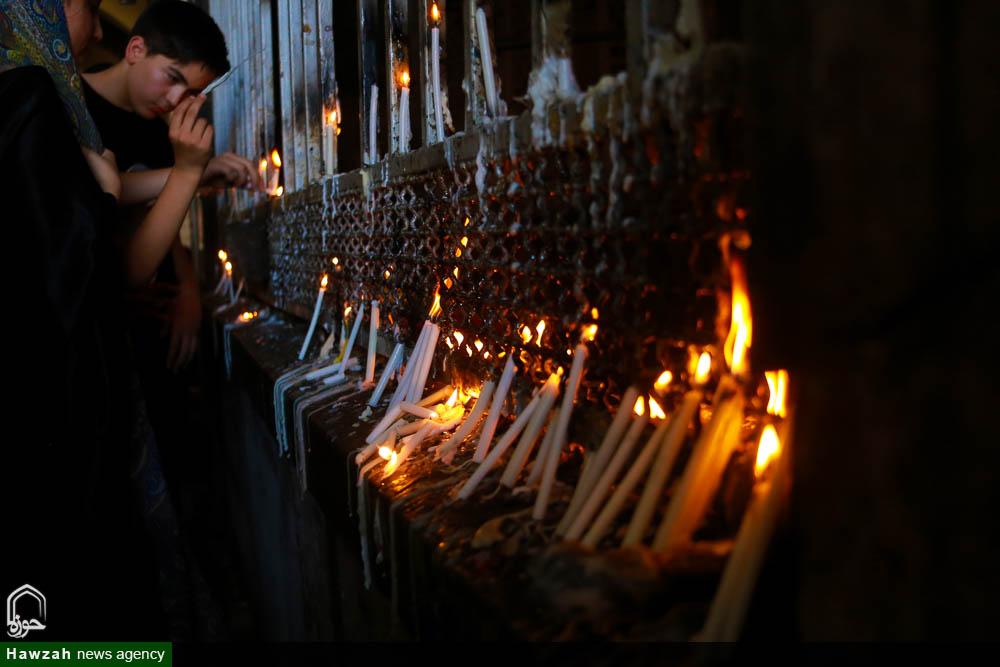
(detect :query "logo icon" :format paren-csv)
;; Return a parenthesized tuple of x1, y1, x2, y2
(6, 584, 46, 638)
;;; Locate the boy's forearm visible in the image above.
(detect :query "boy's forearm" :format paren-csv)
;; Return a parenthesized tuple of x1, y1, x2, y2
(119, 168, 172, 207)
(124, 167, 202, 287)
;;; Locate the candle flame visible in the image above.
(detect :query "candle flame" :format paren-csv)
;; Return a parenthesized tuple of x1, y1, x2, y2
(755, 425, 780, 478)
(240, 311, 257, 321)
(581, 324, 598, 343)
(218, 250, 228, 262)
(474, 340, 483, 351)
(384, 269, 391, 279)
(431, 2, 440, 21)
(460, 236, 468, 247)
(345, 305, 352, 318)
(535, 320, 546, 345)
(453, 331, 464, 346)
(521, 325, 533, 344)
(271, 149, 282, 167)
(401, 70, 410, 87)
(329, 110, 338, 125)
(591, 307, 599, 319)
(765, 369, 789, 418)
(464, 217, 470, 226)
(224, 261, 232, 273)
(320, 274, 328, 289)
(634, 396, 645, 416)
(724, 257, 752, 375)
(454, 247, 462, 258)
(445, 389, 458, 407)
(259, 158, 267, 170)
(443, 277, 453, 289)
(649, 396, 667, 419)
(332, 257, 339, 265)
(695, 352, 712, 385)
(275, 185, 284, 197)
(655, 370, 673, 391)
(453, 267, 460, 279)
(428, 286, 442, 318)
(379, 445, 398, 468)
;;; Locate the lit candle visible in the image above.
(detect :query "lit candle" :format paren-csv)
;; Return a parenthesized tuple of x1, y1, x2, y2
(224, 261, 234, 301)
(398, 70, 410, 152)
(324, 300, 365, 382)
(258, 156, 267, 192)
(368, 342, 405, 406)
(556, 386, 640, 535)
(474, 354, 516, 462)
(268, 148, 281, 195)
(324, 108, 337, 174)
(365, 300, 379, 384)
(387, 323, 431, 411)
(698, 423, 789, 641)
(563, 403, 649, 540)
(622, 390, 702, 546)
(213, 250, 228, 294)
(533, 343, 588, 520)
(369, 84, 379, 163)
(384, 404, 464, 478)
(435, 381, 496, 460)
(407, 323, 439, 402)
(475, 7, 499, 117)
(500, 373, 561, 487)
(298, 274, 328, 360)
(430, 3, 445, 141)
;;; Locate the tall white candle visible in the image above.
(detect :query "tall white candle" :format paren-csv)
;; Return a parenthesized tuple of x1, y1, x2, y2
(368, 342, 404, 406)
(435, 381, 496, 460)
(324, 109, 336, 174)
(474, 355, 516, 462)
(388, 323, 430, 410)
(365, 300, 380, 384)
(298, 275, 329, 360)
(533, 344, 587, 520)
(475, 7, 499, 117)
(398, 75, 410, 152)
(268, 149, 281, 194)
(500, 373, 561, 487)
(407, 323, 439, 403)
(457, 392, 541, 500)
(369, 84, 379, 163)
(336, 301, 365, 375)
(430, 13, 444, 141)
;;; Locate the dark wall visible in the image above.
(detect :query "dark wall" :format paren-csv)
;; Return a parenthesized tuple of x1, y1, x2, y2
(746, 0, 1000, 639)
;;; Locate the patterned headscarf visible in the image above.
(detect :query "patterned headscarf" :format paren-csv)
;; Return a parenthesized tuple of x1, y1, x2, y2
(0, 0, 103, 151)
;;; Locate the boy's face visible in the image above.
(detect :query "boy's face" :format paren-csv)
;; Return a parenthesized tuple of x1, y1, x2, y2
(124, 37, 216, 119)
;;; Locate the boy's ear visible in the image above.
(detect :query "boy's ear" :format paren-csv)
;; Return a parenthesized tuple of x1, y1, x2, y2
(124, 36, 148, 65)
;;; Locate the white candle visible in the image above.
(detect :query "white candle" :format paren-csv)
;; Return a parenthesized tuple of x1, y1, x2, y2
(384, 406, 463, 478)
(368, 83, 379, 163)
(230, 278, 244, 305)
(388, 323, 431, 410)
(368, 345, 403, 409)
(524, 407, 559, 487)
(399, 401, 438, 420)
(556, 386, 640, 535)
(430, 8, 444, 141)
(224, 261, 234, 301)
(500, 373, 561, 487)
(324, 109, 336, 174)
(457, 391, 541, 500)
(268, 149, 281, 194)
(435, 381, 496, 460)
(398, 75, 410, 152)
(533, 344, 587, 520)
(564, 410, 650, 540)
(407, 323, 439, 403)
(417, 385, 454, 408)
(336, 300, 364, 375)
(366, 403, 404, 444)
(474, 355, 515, 462)
(623, 390, 702, 546)
(365, 300, 379, 384)
(475, 7, 499, 117)
(298, 275, 329, 360)
(258, 157, 267, 192)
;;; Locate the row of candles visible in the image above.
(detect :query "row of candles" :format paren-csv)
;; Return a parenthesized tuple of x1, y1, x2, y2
(266, 243, 787, 641)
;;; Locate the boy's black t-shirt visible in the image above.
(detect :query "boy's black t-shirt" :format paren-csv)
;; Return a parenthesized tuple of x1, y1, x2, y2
(81, 76, 174, 172)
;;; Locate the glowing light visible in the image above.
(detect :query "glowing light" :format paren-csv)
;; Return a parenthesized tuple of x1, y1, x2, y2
(649, 396, 667, 420)
(445, 338, 454, 350)
(271, 149, 282, 167)
(463, 216, 470, 226)
(521, 325, 533, 344)
(634, 396, 645, 416)
(765, 369, 789, 418)
(535, 320, 546, 345)
(379, 445, 398, 468)
(224, 261, 232, 273)
(274, 185, 284, 197)
(331, 257, 339, 265)
(455, 247, 462, 258)
(320, 274, 328, 289)
(695, 352, 712, 385)
(581, 324, 598, 343)
(453, 331, 465, 346)
(453, 267, 460, 279)
(218, 250, 228, 262)
(444, 277, 453, 289)
(401, 70, 410, 87)
(591, 307, 599, 319)
(445, 389, 459, 408)
(474, 340, 484, 351)
(724, 257, 752, 375)
(461, 236, 469, 247)
(384, 269, 391, 279)
(755, 425, 780, 478)
(655, 370, 673, 391)
(344, 306, 352, 318)
(329, 110, 338, 125)
(428, 286, 442, 318)
(240, 311, 257, 321)
(259, 158, 267, 170)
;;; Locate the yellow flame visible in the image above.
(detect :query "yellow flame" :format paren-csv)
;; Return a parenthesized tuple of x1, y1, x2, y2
(320, 274, 328, 289)
(329, 109, 338, 125)
(429, 286, 442, 318)
(453, 331, 464, 346)
(378, 446, 398, 468)
(275, 185, 284, 197)
(445, 338, 454, 350)
(591, 307, 599, 319)
(521, 325, 533, 344)
(483, 352, 490, 360)
(463, 216, 470, 226)
(443, 277, 453, 289)
(344, 305, 352, 318)
(453, 267, 460, 279)
(474, 340, 483, 351)
(765, 370, 789, 418)
(446, 389, 458, 408)
(271, 149, 282, 167)
(431, 2, 440, 21)
(401, 70, 410, 87)
(259, 158, 267, 170)
(331, 257, 339, 265)
(224, 261, 232, 273)
(582, 324, 598, 343)
(755, 425, 780, 478)
(454, 247, 462, 258)
(695, 352, 712, 385)
(634, 396, 645, 416)
(655, 370, 673, 391)
(649, 396, 666, 419)
(240, 311, 257, 321)
(461, 236, 469, 247)
(724, 257, 752, 375)
(218, 250, 227, 262)
(384, 269, 391, 279)
(535, 320, 546, 345)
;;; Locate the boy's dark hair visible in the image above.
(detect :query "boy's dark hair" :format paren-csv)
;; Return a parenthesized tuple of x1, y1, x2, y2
(130, 0, 230, 76)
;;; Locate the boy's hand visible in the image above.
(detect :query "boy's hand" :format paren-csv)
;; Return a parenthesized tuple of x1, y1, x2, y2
(82, 147, 121, 200)
(169, 95, 213, 173)
(164, 283, 201, 373)
(200, 152, 266, 192)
